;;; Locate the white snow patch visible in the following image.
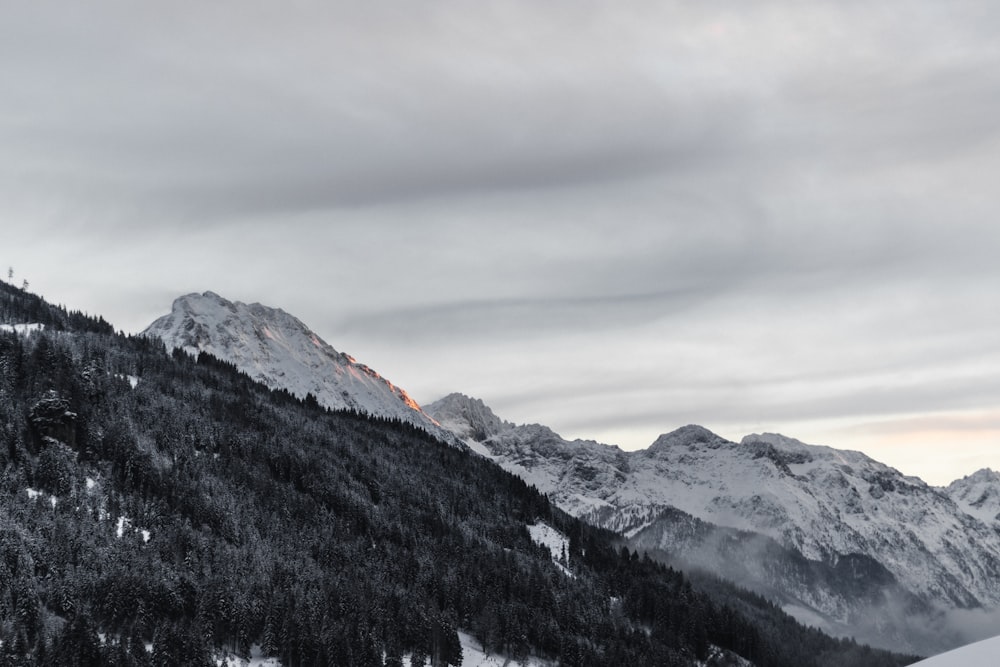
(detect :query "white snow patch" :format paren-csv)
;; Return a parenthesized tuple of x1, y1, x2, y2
(215, 644, 280, 667)
(464, 439, 495, 459)
(25, 487, 57, 507)
(408, 631, 553, 667)
(114, 373, 140, 388)
(694, 645, 754, 667)
(527, 523, 573, 577)
(0, 323, 43, 334)
(911, 633, 1000, 666)
(116, 515, 151, 542)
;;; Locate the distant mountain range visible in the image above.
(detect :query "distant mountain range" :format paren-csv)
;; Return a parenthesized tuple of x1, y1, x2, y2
(424, 393, 1000, 655)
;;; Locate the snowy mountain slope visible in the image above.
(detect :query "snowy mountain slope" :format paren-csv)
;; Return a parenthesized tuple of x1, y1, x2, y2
(616, 431, 1000, 610)
(425, 394, 1000, 653)
(424, 394, 631, 516)
(945, 469, 1000, 526)
(423, 393, 512, 443)
(910, 634, 1000, 666)
(627, 506, 951, 655)
(143, 292, 451, 439)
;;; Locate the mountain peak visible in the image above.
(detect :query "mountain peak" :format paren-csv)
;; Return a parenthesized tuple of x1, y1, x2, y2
(953, 468, 1000, 485)
(646, 424, 729, 455)
(946, 468, 1000, 526)
(741, 432, 810, 450)
(144, 291, 445, 437)
(423, 393, 511, 442)
(174, 290, 236, 310)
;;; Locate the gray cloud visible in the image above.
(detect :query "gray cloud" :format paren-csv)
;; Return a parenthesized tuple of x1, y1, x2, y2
(4, 0, 1000, 485)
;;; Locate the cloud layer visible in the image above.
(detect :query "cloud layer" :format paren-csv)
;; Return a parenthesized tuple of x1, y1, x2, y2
(4, 1, 999, 484)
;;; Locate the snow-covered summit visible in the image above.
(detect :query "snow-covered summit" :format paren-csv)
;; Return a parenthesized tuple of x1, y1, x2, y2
(645, 424, 729, 456)
(945, 468, 1000, 526)
(143, 291, 446, 437)
(423, 393, 511, 442)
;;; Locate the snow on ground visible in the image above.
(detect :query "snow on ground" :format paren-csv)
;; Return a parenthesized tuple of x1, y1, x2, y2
(527, 523, 573, 577)
(910, 634, 1000, 666)
(694, 645, 754, 667)
(215, 645, 280, 667)
(464, 439, 495, 459)
(0, 323, 43, 334)
(25, 487, 58, 508)
(456, 631, 554, 667)
(116, 515, 152, 542)
(115, 374, 140, 389)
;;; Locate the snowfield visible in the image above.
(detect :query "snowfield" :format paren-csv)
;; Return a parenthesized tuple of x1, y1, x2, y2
(457, 631, 554, 667)
(212, 633, 557, 667)
(215, 645, 280, 667)
(911, 634, 1000, 666)
(527, 523, 573, 577)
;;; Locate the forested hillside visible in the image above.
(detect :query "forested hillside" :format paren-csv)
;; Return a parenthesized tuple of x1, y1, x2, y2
(0, 280, 917, 666)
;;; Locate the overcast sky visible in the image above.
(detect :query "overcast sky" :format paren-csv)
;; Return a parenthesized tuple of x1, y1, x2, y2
(4, 1, 999, 485)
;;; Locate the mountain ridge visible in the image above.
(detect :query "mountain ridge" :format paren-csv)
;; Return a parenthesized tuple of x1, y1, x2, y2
(424, 392, 1000, 654)
(142, 291, 461, 444)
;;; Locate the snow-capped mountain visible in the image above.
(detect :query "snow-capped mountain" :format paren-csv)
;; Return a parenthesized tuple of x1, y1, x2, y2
(143, 292, 449, 438)
(425, 393, 1000, 654)
(945, 468, 1000, 527)
(424, 392, 512, 443)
